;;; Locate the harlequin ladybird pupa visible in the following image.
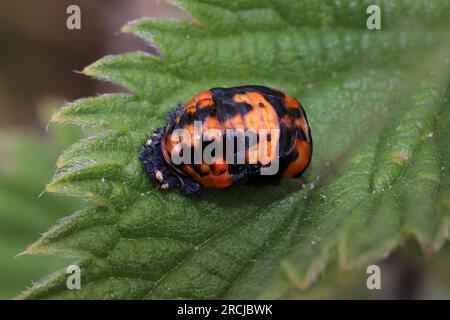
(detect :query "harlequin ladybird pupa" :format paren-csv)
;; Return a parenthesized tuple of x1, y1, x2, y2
(140, 85, 312, 195)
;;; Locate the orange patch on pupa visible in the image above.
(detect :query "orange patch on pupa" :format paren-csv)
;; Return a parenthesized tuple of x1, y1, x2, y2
(282, 138, 312, 178)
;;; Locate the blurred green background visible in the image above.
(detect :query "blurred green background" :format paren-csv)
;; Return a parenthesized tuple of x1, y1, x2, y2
(0, 0, 449, 299)
(0, 116, 82, 299)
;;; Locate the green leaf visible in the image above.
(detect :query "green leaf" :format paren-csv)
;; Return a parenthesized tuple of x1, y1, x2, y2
(20, 0, 450, 299)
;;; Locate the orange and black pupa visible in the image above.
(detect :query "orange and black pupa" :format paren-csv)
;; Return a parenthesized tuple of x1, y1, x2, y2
(140, 85, 312, 195)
